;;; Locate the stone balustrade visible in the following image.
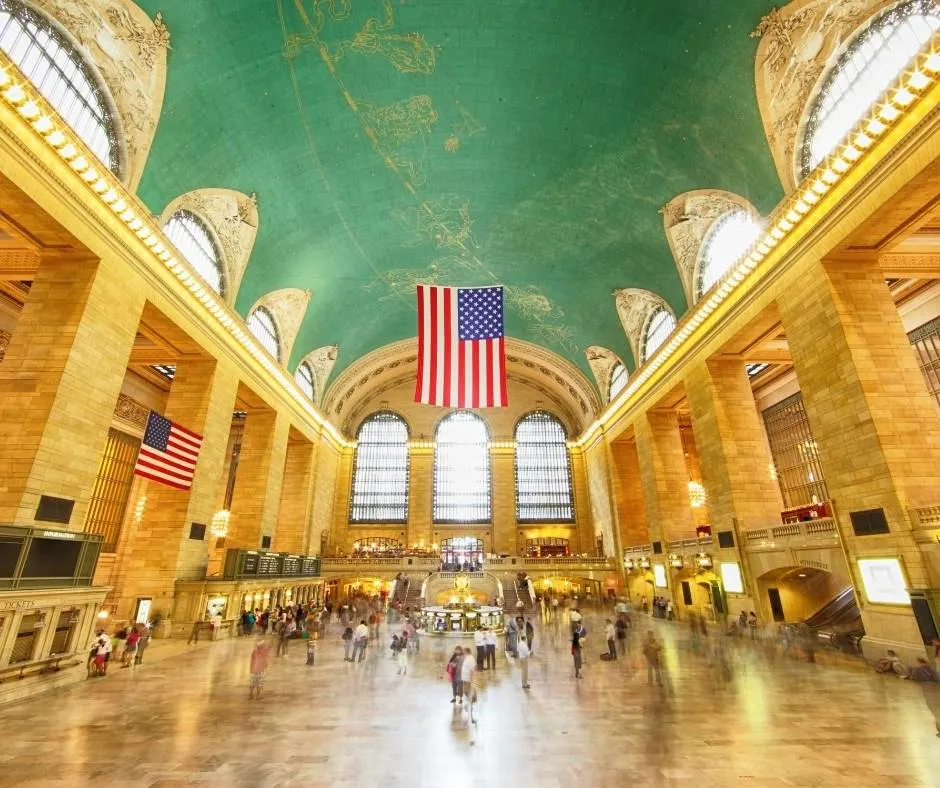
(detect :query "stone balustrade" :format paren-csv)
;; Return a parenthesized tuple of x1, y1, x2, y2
(319, 555, 618, 573)
(743, 517, 839, 547)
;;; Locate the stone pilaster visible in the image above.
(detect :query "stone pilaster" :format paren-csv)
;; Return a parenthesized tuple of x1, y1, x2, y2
(228, 408, 290, 549)
(113, 358, 239, 619)
(273, 429, 319, 555)
(491, 446, 517, 556)
(779, 256, 940, 659)
(407, 446, 433, 549)
(610, 438, 649, 548)
(0, 255, 144, 526)
(685, 360, 783, 531)
(634, 409, 695, 543)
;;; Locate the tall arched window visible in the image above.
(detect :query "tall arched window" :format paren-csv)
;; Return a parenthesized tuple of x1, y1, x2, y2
(247, 306, 281, 362)
(801, 0, 940, 176)
(641, 307, 676, 363)
(515, 411, 574, 522)
(349, 412, 409, 523)
(294, 361, 315, 401)
(0, 0, 121, 175)
(696, 210, 763, 299)
(163, 210, 225, 297)
(433, 411, 491, 523)
(608, 361, 628, 402)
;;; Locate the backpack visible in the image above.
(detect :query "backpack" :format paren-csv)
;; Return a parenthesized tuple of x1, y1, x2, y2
(342, 627, 352, 641)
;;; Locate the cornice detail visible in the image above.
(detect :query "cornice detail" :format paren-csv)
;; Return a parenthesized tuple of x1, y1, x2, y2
(661, 189, 758, 306)
(297, 345, 339, 404)
(251, 287, 310, 364)
(113, 392, 148, 430)
(752, 0, 891, 193)
(33, 0, 169, 191)
(584, 346, 622, 401)
(160, 188, 259, 306)
(613, 288, 673, 366)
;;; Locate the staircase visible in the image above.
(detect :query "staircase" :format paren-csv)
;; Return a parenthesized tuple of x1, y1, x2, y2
(516, 579, 534, 609)
(805, 587, 861, 631)
(502, 581, 520, 612)
(402, 579, 423, 610)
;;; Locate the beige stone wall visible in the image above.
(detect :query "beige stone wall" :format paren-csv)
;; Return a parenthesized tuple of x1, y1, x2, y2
(610, 439, 648, 548)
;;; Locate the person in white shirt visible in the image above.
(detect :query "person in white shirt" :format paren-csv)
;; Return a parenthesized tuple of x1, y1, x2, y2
(474, 628, 486, 669)
(460, 646, 478, 736)
(605, 619, 617, 659)
(517, 638, 531, 689)
(569, 608, 582, 634)
(352, 620, 369, 662)
(484, 628, 497, 670)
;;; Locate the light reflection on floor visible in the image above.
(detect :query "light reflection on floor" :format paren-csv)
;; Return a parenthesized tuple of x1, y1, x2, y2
(0, 610, 938, 787)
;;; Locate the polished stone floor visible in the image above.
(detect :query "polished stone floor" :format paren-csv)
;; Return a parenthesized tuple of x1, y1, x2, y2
(0, 611, 938, 787)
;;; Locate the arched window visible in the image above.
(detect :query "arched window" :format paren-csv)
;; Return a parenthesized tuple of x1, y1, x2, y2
(641, 307, 676, 363)
(294, 361, 315, 401)
(515, 411, 574, 522)
(801, 0, 940, 177)
(349, 412, 409, 522)
(163, 210, 225, 297)
(0, 0, 120, 174)
(608, 361, 628, 402)
(696, 210, 763, 299)
(247, 306, 281, 362)
(433, 411, 490, 522)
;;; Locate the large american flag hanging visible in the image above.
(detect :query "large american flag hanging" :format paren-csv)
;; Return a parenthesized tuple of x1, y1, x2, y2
(133, 411, 204, 490)
(415, 284, 508, 408)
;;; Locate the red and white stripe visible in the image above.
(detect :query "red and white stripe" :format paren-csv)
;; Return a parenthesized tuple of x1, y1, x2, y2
(415, 284, 508, 408)
(134, 423, 203, 491)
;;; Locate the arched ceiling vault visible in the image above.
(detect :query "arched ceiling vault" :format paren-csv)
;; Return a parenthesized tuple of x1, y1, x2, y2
(323, 338, 601, 438)
(134, 0, 783, 378)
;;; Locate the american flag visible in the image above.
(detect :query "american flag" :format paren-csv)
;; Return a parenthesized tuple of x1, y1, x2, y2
(133, 411, 204, 490)
(415, 284, 508, 408)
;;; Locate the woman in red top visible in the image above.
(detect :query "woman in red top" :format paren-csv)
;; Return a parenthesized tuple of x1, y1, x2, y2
(121, 626, 140, 667)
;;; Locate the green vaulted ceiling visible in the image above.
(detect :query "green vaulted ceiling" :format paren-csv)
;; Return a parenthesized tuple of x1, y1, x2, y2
(136, 0, 783, 382)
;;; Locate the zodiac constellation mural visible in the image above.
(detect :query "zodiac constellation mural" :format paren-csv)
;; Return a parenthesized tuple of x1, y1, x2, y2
(281, 0, 576, 355)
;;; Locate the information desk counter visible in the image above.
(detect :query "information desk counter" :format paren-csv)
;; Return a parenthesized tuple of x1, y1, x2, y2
(421, 605, 503, 636)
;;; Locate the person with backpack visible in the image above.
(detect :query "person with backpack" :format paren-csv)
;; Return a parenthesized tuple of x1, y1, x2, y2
(605, 619, 617, 660)
(571, 629, 584, 679)
(342, 624, 354, 662)
(446, 646, 464, 703)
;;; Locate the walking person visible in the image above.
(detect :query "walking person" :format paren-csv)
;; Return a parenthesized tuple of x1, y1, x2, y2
(474, 627, 486, 669)
(447, 646, 464, 703)
(342, 624, 354, 661)
(352, 620, 369, 662)
(643, 631, 663, 686)
(460, 646, 478, 743)
(484, 627, 497, 670)
(306, 630, 318, 666)
(248, 640, 271, 700)
(121, 626, 140, 667)
(605, 619, 617, 660)
(525, 618, 535, 654)
(396, 632, 410, 675)
(134, 623, 151, 665)
(571, 628, 584, 678)
(517, 636, 531, 689)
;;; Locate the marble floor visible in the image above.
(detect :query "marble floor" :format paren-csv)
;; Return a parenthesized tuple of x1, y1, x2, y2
(0, 611, 938, 787)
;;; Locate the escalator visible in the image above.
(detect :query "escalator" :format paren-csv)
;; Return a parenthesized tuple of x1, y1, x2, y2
(803, 587, 864, 654)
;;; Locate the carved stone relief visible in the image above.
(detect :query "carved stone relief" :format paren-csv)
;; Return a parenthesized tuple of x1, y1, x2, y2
(660, 189, 758, 306)
(752, 0, 892, 193)
(613, 289, 674, 366)
(296, 345, 339, 404)
(584, 345, 623, 401)
(113, 392, 148, 430)
(250, 288, 311, 365)
(0, 328, 10, 362)
(31, 0, 170, 191)
(160, 189, 259, 305)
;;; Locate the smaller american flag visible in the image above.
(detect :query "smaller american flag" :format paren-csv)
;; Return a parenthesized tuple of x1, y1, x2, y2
(133, 411, 204, 491)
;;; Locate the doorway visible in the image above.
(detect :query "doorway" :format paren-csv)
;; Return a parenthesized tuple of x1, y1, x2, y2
(768, 588, 785, 622)
(440, 537, 483, 570)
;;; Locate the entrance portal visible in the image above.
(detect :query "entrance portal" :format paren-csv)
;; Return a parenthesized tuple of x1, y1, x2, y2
(440, 537, 483, 571)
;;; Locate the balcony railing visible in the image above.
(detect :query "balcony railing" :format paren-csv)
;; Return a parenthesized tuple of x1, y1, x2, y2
(743, 517, 839, 546)
(320, 556, 618, 572)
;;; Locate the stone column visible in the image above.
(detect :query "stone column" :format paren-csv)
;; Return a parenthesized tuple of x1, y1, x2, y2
(274, 429, 319, 555)
(114, 358, 239, 619)
(491, 446, 517, 557)
(610, 438, 649, 548)
(407, 446, 433, 550)
(634, 409, 695, 543)
(569, 447, 595, 554)
(685, 359, 783, 619)
(779, 256, 940, 659)
(0, 255, 144, 526)
(228, 407, 290, 549)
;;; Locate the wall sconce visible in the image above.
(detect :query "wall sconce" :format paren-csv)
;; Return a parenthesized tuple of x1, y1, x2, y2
(697, 552, 713, 569)
(669, 553, 684, 569)
(624, 558, 635, 570)
(134, 495, 147, 522)
(210, 509, 231, 539)
(639, 557, 650, 569)
(688, 481, 706, 509)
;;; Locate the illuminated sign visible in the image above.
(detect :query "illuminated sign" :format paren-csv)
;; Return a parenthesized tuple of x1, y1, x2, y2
(858, 558, 909, 605)
(720, 562, 744, 594)
(653, 564, 667, 588)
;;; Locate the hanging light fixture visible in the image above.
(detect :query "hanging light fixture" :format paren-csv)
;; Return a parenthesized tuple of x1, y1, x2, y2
(210, 509, 231, 539)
